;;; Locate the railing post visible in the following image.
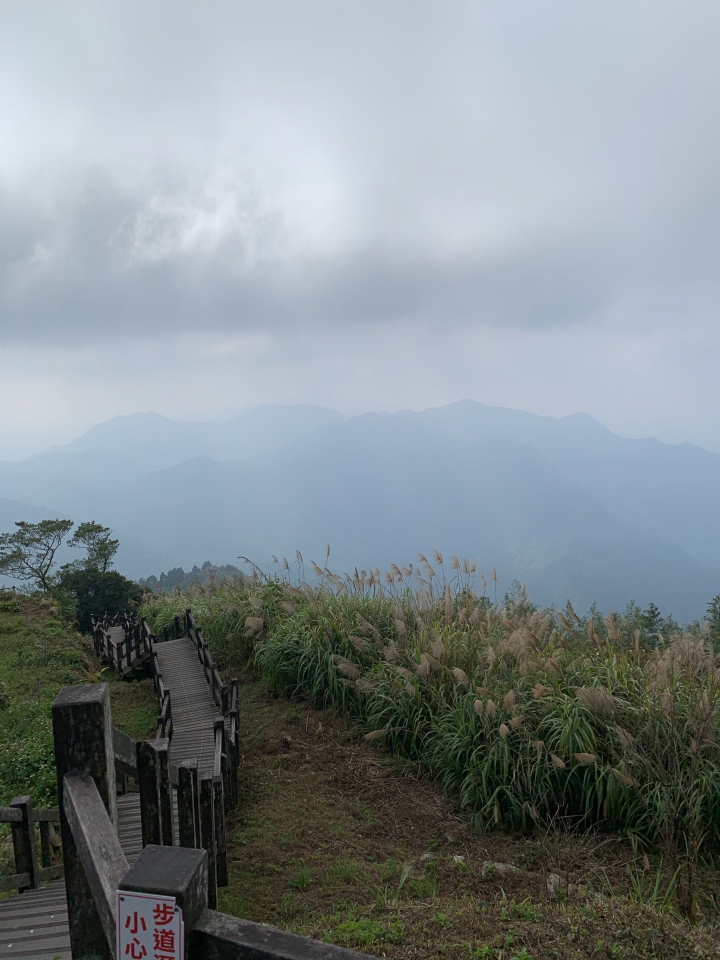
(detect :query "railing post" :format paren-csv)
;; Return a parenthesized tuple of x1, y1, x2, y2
(137, 738, 174, 847)
(119, 844, 207, 951)
(52, 683, 118, 960)
(39, 820, 52, 869)
(177, 759, 201, 849)
(213, 775, 227, 888)
(199, 776, 217, 909)
(229, 678, 240, 808)
(9, 796, 39, 891)
(213, 718, 228, 889)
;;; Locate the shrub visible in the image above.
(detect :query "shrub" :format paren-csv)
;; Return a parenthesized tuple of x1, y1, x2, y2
(54, 568, 142, 633)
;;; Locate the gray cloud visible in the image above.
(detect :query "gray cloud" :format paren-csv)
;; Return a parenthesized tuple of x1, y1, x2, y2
(0, 170, 614, 340)
(2, 1, 720, 451)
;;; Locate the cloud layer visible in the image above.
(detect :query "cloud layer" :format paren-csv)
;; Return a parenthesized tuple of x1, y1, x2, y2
(2, 1, 720, 454)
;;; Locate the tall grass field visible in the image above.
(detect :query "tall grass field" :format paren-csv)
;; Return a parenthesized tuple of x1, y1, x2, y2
(142, 554, 720, 916)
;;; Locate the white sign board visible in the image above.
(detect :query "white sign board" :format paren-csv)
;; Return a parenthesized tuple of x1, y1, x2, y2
(117, 890, 184, 960)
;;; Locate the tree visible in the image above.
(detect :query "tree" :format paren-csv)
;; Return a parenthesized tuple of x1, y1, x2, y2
(54, 567, 142, 634)
(707, 594, 720, 649)
(641, 602, 663, 644)
(0, 519, 74, 590)
(66, 521, 119, 573)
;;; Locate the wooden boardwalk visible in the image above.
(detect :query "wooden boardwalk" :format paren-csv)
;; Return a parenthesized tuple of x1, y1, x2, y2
(0, 632, 221, 960)
(156, 637, 221, 778)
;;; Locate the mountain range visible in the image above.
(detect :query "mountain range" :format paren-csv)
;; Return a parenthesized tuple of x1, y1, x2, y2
(1, 400, 718, 622)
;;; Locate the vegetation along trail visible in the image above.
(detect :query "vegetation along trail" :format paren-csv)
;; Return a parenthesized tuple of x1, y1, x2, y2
(217, 677, 718, 959)
(143, 553, 720, 954)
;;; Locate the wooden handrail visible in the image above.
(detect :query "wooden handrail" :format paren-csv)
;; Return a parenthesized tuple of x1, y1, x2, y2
(63, 772, 128, 955)
(192, 908, 377, 960)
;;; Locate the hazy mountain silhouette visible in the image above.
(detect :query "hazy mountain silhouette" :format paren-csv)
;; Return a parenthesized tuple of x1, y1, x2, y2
(403, 400, 720, 569)
(0, 401, 718, 621)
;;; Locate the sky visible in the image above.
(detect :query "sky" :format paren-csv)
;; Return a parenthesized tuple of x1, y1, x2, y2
(2, 0, 720, 459)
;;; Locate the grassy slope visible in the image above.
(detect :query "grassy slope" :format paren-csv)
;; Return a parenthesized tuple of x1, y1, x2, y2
(0, 591, 158, 896)
(0, 591, 157, 807)
(1, 586, 717, 956)
(224, 679, 720, 960)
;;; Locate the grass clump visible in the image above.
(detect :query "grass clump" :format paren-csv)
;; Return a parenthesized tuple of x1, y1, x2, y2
(218, 679, 720, 959)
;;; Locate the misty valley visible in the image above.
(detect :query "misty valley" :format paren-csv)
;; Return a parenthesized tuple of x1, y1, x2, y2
(2, 399, 720, 959)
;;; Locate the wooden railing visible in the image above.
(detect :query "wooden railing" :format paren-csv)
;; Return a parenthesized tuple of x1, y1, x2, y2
(0, 797, 62, 893)
(3, 588, 374, 958)
(139, 608, 239, 906)
(0, 724, 140, 895)
(91, 612, 153, 676)
(149, 633, 174, 740)
(185, 608, 240, 810)
(52, 682, 376, 960)
(91, 606, 235, 907)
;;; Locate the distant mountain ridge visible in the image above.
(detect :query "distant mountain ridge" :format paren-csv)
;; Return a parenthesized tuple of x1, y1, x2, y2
(0, 401, 717, 622)
(398, 400, 720, 570)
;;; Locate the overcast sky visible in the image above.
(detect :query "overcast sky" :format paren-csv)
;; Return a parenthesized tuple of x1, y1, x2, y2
(2, 1, 720, 458)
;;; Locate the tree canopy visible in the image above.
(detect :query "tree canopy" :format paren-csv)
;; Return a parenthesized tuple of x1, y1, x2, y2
(56, 567, 142, 633)
(66, 521, 119, 573)
(0, 518, 141, 632)
(0, 519, 74, 590)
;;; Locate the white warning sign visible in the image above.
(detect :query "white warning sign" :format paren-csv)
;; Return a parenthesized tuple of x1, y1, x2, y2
(117, 890, 184, 960)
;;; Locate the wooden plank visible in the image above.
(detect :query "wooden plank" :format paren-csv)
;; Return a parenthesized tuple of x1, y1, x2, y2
(0, 875, 30, 894)
(31, 809, 60, 823)
(0, 899, 70, 960)
(0, 809, 22, 824)
(155, 638, 222, 778)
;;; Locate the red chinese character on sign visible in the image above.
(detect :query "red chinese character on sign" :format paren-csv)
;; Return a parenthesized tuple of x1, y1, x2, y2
(152, 902, 175, 926)
(154, 927, 175, 952)
(125, 937, 148, 959)
(125, 912, 148, 935)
